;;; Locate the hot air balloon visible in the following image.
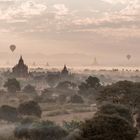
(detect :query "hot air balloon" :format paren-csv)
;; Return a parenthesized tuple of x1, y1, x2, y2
(126, 54, 131, 60)
(10, 44, 16, 52)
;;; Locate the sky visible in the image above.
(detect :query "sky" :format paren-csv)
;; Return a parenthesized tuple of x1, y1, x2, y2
(0, 0, 140, 66)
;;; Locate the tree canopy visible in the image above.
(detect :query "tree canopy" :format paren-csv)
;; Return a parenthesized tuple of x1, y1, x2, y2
(4, 78, 20, 93)
(17, 100, 42, 118)
(77, 114, 137, 140)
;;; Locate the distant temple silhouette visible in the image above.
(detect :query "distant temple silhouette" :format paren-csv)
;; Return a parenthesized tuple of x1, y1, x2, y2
(92, 57, 98, 66)
(12, 56, 29, 77)
(61, 65, 69, 76)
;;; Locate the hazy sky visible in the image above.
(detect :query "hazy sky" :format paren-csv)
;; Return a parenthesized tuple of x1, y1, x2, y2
(0, 0, 139, 66)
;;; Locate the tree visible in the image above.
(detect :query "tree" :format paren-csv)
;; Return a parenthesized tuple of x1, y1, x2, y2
(78, 76, 101, 96)
(78, 82, 88, 92)
(46, 74, 60, 88)
(63, 120, 83, 132)
(23, 84, 37, 95)
(35, 89, 56, 103)
(14, 120, 31, 140)
(29, 121, 68, 140)
(14, 117, 38, 140)
(0, 105, 18, 122)
(97, 81, 140, 131)
(4, 78, 20, 93)
(18, 100, 42, 118)
(15, 120, 68, 140)
(69, 94, 84, 104)
(96, 103, 133, 123)
(98, 81, 140, 113)
(86, 76, 101, 89)
(64, 129, 81, 140)
(56, 81, 77, 90)
(136, 113, 140, 129)
(77, 114, 137, 140)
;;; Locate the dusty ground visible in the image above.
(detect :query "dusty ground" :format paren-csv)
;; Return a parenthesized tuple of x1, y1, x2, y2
(45, 112, 95, 124)
(41, 103, 96, 124)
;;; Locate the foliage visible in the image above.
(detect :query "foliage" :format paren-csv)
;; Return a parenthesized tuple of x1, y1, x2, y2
(58, 94, 67, 104)
(46, 74, 60, 88)
(20, 116, 39, 124)
(96, 103, 133, 123)
(63, 120, 83, 132)
(0, 105, 18, 122)
(85, 76, 101, 89)
(77, 114, 137, 140)
(56, 81, 77, 90)
(23, 84, 37, 95)
(64, 130, 81, 140)
(69, 94, 84, 104)
(17, 100, 42, 118)
(15, 120, 68, 140)
(136, 113, 140, 129)
(98, 81, 140, 112)
(78, 76, 101, 96)
(34, 89, 56, 103)
(35, 95, 56, 103)
(4, 78, 20, 93)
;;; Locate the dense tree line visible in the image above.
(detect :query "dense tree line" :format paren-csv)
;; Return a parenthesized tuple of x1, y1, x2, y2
(2, 76, 140, 140)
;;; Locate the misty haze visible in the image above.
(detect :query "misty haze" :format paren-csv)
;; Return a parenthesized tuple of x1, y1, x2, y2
(0, 0, 139, 140)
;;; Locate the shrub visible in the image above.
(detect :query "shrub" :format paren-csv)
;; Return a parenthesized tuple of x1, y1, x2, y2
(78, 76, 101, 96)
(97, 103, 133, 123)
(29, 121, 68, 140)
(0, 105, 18, 122)
(63, 120, 83, 132)
(64, 129, 81, 140)
(69, 95, 84, 104)
(4, 78, 20, 93)
(76, 114, 137, 140)
(17, 100, 42, 118)
(23, 84, 37, 95)
(56, 81, 77, 90)
(15, 120, 68, 140)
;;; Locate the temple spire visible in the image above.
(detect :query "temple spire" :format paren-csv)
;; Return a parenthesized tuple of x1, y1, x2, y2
(19, 55, 24, 65)
(61, 65, 69, 76)
(12, 55, 28, 77)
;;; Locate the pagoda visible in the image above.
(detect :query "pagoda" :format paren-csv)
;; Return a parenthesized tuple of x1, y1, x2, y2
(61, 65, 69, 76)
(12, 56, 29, 77)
